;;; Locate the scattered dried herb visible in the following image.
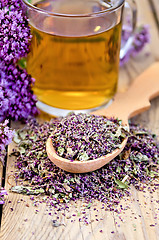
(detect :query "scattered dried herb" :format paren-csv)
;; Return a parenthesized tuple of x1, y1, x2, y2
(51, 113, 129, 161)
(10, 117, 159, 211)
(0, 119, 14, 165)
(0, 188, 8, 204)
(52, 219, 65, 227)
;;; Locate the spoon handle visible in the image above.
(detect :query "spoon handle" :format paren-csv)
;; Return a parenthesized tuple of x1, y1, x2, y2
(94, 62, 159, 122)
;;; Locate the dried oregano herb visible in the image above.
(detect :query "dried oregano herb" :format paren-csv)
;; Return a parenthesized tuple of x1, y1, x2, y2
(51, 113, 129, 161)
(10, 115, 159, 210)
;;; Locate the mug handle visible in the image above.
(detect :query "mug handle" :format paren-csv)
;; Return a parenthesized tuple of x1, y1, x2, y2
(120, 0, 137, 60)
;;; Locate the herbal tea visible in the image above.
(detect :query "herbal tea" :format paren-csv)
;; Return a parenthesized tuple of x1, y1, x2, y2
(27, 0, 122, 110)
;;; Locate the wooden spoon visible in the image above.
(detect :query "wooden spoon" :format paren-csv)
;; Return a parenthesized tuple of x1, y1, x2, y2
(46, 63, 159, 173)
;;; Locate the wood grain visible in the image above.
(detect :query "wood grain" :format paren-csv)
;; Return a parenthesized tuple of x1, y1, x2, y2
(118, 0, 159, 92)
(151, 0, 159, 24)
(1, 140, 159, 240)
(0, 164, 3, 189)
(1, 0, 159, 239)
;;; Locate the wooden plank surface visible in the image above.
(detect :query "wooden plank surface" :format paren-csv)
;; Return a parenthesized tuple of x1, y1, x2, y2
(1, 0, 159, 239)
(119, 0, 159, 128)
(0, 157, 3, 224)
(1, 143, 159, 240)
(0, 163, 3, 189)
(119, 0, 159, 93)
(151, 0, 159, 24)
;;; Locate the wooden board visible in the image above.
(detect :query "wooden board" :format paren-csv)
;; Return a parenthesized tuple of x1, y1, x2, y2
(118, 0, 159, 92)
(0, 164, 3, 189)
(151, 0, 159, 23)
(1, 0, 159, 239)
(1, 133, 159, 240)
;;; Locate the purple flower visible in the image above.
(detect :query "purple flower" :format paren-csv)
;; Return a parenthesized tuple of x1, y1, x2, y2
(120, 25, 150, 66)
(0, 188, 7, 196)
(0, 119, 14, 164)
(0, 60, 39, 122)
(11, 118, 159, 210)
(132, 25, 150, 56)
(0, 6, 31, 63)
(0, 188, 8, 205)
(0, 1, 38, 122)
(0, 0, 21, 10)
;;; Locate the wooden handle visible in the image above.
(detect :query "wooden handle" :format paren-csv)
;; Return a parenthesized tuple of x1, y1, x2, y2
(94, 62, 159, 122)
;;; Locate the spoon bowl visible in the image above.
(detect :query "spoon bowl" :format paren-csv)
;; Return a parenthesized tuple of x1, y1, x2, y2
(46, 135, 128, 173)
(46, 63, 159, 173)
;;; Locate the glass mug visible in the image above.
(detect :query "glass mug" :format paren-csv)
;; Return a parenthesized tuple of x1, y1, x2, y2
(22, 0, 137, 116)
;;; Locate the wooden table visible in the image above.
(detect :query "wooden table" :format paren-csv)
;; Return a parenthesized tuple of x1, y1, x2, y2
(0, 1, 159, 239)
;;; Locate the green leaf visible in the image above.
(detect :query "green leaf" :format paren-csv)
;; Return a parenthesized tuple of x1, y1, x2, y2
(114, 178, 128, 189)
(115, 126, 122, 137)
(19, 147, 26, 154)
(149, 171, 159, 177)
(19, 131, 28, 140)
(18, 58, 27, 69)
(11, 186, 45, 195)
(116, 166, 121, 173)
(130, 153, 149, 162)
(86, 203, 91, 208)
(13, 132, 21, 144)
(78, 152, 89, 161)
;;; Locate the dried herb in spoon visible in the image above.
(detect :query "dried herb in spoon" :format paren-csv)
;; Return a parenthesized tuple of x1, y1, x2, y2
(11, 117, 159, 210)
(51, 113, 129, 161)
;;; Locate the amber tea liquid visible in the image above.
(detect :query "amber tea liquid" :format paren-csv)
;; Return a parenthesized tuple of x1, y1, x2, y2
(27, 0, 122, 110)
